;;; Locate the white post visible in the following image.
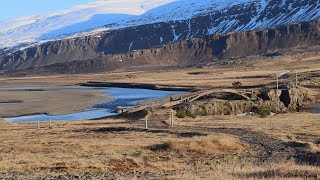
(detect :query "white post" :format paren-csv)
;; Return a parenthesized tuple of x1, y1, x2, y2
(170, 111, 174, 127)
(276, 74, 279, 90)
(37, 121, 40, 130)
(49, 119, 52, 129)
(295, 72, 298, 87)
(145, 116, 148, 129)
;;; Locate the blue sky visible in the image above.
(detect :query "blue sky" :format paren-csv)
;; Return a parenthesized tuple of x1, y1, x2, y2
(0, 0, 93, 20)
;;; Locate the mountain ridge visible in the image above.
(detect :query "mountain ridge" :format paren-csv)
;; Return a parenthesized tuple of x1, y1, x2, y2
(2, 18, 319, 75)
(1, 0, 319, 49)
(0, 0, 319, 72)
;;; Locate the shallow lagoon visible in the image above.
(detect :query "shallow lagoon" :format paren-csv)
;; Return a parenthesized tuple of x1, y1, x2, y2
(5, 87, 183, 122)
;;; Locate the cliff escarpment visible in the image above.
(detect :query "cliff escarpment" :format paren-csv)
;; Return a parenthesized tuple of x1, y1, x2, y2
(1, 0, 319, 72)
(2, 19, 320, 75)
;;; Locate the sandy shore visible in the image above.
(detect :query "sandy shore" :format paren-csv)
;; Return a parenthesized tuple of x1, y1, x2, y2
(0, 87, 111, 118)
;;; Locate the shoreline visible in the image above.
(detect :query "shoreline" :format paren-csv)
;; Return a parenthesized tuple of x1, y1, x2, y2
(2, 85, 184, 122)
(0, 86, 111, 119)
(80, 81, 196, 91)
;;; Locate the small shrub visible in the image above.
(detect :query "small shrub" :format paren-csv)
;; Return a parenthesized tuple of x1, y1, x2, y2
(195, 109, 209, 116)
(176, 108, 197, 118)
(187, 112, 197, 118)
(176, 108, 187, 118)
(258, 106, 272, 118)
(314, 139, 320, 145)
(149, 142, 172, 152)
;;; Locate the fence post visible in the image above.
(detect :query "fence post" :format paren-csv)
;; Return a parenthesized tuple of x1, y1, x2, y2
(170, 111, 174, 127)
(37, 121, 40, 130)
(145, 116, 148, 129)
(49, 119, 52, 129)
(276, 74, 279, 90)
(295, 72, 298, 87)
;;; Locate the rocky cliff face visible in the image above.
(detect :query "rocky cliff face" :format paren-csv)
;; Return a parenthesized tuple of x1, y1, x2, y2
(0, 36, 102, 70)
(5, 19, 319, 75)
(0, 0, 319, 71)
(4, 20, 320, 73)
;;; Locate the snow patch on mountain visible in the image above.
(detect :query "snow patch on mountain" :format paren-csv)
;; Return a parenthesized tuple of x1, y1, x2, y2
(0, 0, 177, 48)
(116, 0, 253, 28)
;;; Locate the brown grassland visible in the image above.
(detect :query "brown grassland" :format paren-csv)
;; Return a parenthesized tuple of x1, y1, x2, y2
(0, 113, 319, 179)
(0, 51, 319, 179)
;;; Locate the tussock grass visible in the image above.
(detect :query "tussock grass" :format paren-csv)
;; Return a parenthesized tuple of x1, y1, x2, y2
(167, 161, 320, 179)
(233, 161, 320, 179)
(150, 135, 248, 157)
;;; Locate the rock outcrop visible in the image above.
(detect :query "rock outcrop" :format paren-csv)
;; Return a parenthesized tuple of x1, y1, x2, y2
(181, 87, 311, 116)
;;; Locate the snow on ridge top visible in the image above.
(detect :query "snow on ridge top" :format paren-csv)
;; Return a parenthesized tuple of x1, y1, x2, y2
(80, 0, 178, 14)
(0, 0, 319, 49)
(0, 0, 258, 48)
(0, 0, 177, 48)
(0, 0, 177, 35)
(123, 0, 254, 25)
(143, 0, 253, 16)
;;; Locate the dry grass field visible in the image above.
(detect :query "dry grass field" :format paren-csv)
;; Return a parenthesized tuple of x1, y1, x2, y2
(0, 113, 319, 179)
(178, 113, 320, 153)
(0, 52, 319, 179)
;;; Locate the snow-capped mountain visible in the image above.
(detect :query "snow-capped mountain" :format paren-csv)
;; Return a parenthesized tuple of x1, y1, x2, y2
(0, 0, 176, 48)
(0, 0, 319, 72)
(120, 0, 320, 34)
(1, 0, 319, 50)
